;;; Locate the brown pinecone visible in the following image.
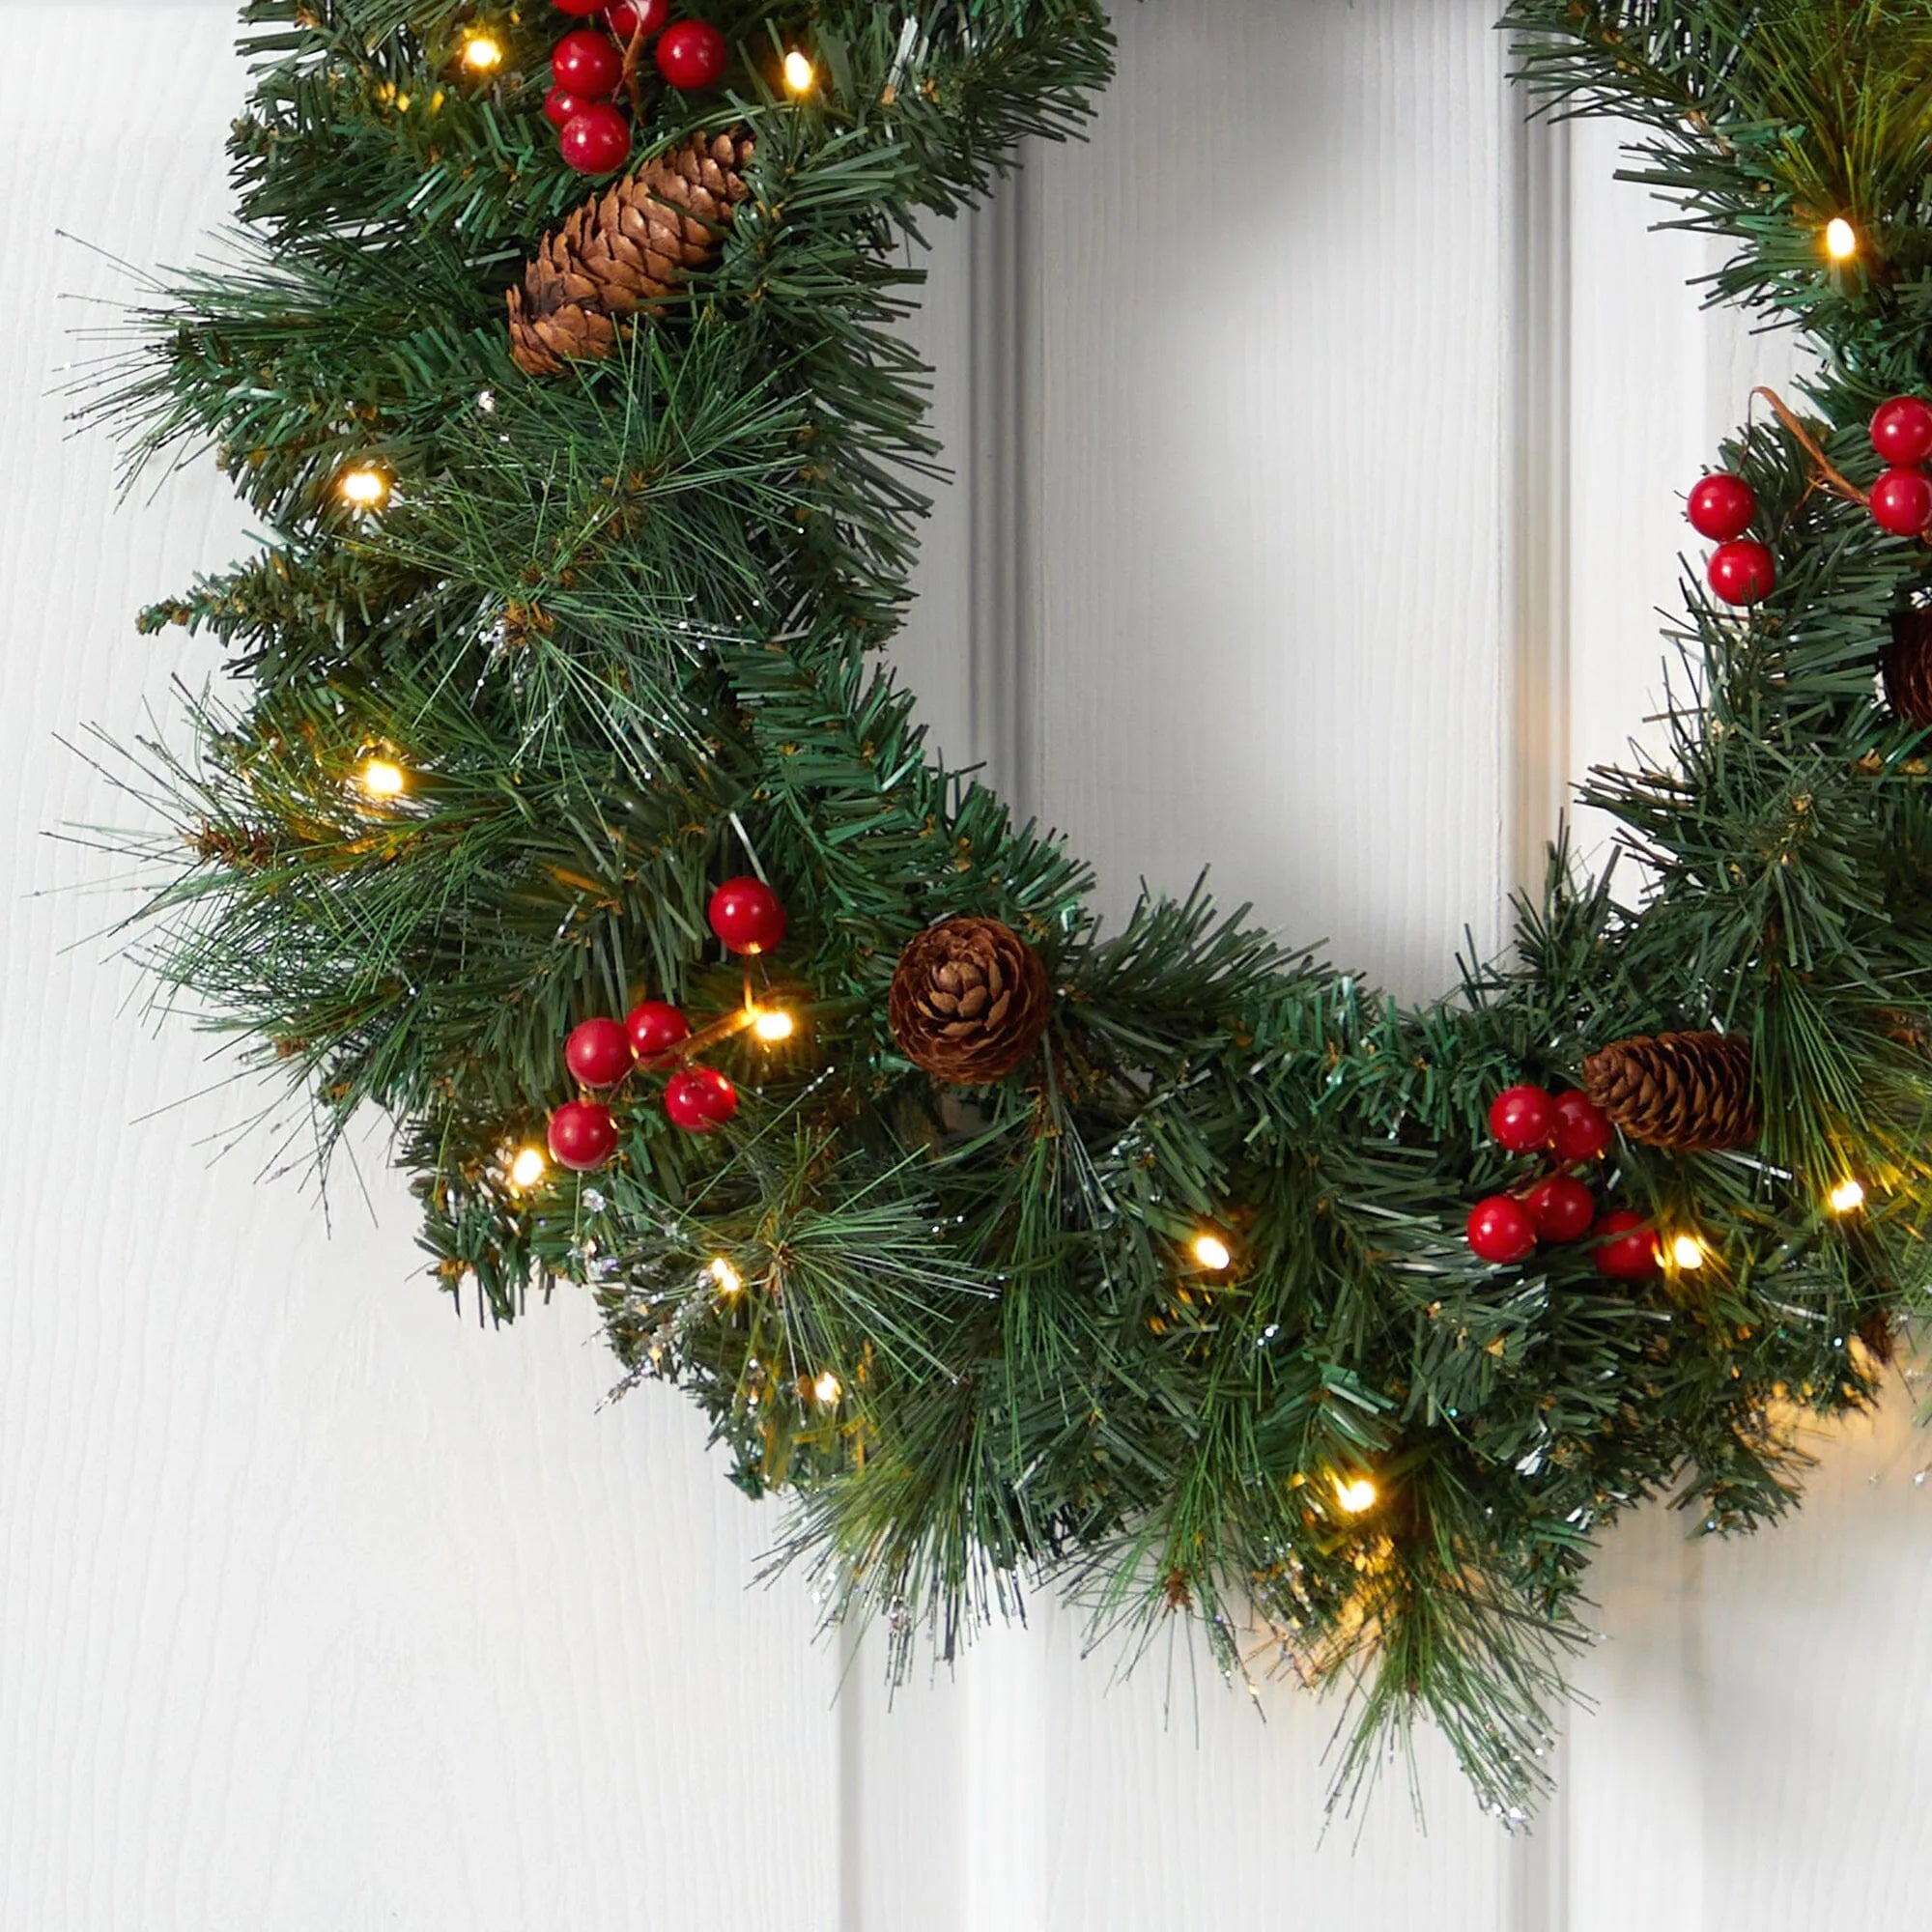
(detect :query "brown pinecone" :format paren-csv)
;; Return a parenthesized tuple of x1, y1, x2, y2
(507, 130, 754, 376)
(189, 820, 272, 867)
(1581, 1031, 1759, 1152)
(1856, 1307, 1896, 1367)
(1883, 606, 1932, 726)
(889, 917, 1052, 1084)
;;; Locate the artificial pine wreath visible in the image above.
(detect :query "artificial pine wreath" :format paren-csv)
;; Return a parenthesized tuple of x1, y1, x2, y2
(91, 0, 1932, 1817)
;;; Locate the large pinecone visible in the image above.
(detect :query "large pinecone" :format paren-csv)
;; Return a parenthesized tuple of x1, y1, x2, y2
(889, 917, 1052, 1084)
(1581, 1031, 1759, 1152)
(1883, 606, 1932, 727)
(506, 130, 754, 376)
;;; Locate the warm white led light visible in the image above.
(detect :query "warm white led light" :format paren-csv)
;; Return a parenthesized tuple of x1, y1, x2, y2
(709, 1256, 743, 1295)
(1825, 216, 1858, 261)
(782, 49, 815, 94)
(337, 465, 390, 509)
(461, 32, 503, 71)
(1334, 1476, 1378, 1516)
(509, 1145, 547, 1188)
(812, 1370, 842, 1406)
(358, 757, 407, 799)
(1829, 1178, 1866, 1214)
(751, 1008, 795, 1043)
(1191, 1233, 1233, 1272)
(1671, 1234, 1706, 1271)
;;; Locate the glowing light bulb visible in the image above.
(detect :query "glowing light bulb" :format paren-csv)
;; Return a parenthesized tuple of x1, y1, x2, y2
(1191, 1233, 1233, 1272)
(1670, 1234, 1706, 1271)
(460, 32, 503, 72)
(1829, 1178, 1866, 1214)
(509, 1145, 547, 1188)
(709, 1256, 743, 1295)
(751, 1008, 795, 1043)
(337, 465, 390, 509)
(782, 49, 815, 94)
(811, 1370, 842, 1406)
(358, 757, 407, 799)
(1825, 217, 1859, 262)
(1334, 1476, 1378, 1516)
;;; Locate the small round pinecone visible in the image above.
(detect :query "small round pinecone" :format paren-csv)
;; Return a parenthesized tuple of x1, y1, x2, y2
(889, 917, 1052, 1084)
(1856, 1307, 1896, 1366)
(507, 130, 754, 376)
(1883, 606, 1932, 727)
(1581, 1031, 1759, 1152)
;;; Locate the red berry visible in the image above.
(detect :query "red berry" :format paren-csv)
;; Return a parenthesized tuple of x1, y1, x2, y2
(605, 0, 668, 36)
(656, 18, 729, 89)
(553, 0, 608, 14)
(1686, 472, 1756, 543)
(1593, 1210, 1661, 1281)
(543, 84, 589, 127)
(548, 1099, 619, 1172)
(625, 998, 690, 1065)
(665, 1065, 738, 1132)
(1488, 1083, 1556, 1153)
(1871, 467, 1932, 538)
(708, 876, 787, 954)
(559, 103, 631, 174)
(1524, 1175, 1596, 1244)
(565, 1016, 633, 1088)
(1550, 1091, 1613, 1163)
(1871, 396, 1932, 468)
(1707, 538, 1776, 606)
(552, 27, 624, 97)
(1467, 1195, 1538, 1265)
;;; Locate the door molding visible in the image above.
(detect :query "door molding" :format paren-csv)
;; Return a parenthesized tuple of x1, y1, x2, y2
(1506, 101, 1575, 903)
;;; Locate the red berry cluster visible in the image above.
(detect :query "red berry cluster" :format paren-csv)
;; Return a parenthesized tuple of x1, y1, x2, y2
(544, 0, 730, 176)
(1689, 394, 1932, 605)
(542, 876, 787, 1172)
(1865, 396, 1932, 538)
(1686, 471, 1775, 607)
(1464, 1084, 1658, 1280)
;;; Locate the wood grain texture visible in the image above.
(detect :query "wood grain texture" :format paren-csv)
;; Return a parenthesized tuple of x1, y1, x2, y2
(9, 6, 1932, 1930)
(1027, 0, 1513, 1004)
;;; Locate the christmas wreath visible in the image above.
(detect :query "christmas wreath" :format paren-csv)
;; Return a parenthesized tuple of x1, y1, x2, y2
(96, 0, 1932, 1816)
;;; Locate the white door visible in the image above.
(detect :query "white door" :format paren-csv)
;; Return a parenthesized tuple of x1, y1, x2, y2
(4, 4, 1926, 1927)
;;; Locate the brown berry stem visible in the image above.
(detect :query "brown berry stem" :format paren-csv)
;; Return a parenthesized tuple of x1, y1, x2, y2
(671, 1008, 757, 1058)
(1751, 384, 1869, 508)
(622, 17, 650, 121)
(668, 969, 767, 1061)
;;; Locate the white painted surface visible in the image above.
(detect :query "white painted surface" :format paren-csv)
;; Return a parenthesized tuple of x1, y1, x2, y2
(3, 5, 1927, 1929)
